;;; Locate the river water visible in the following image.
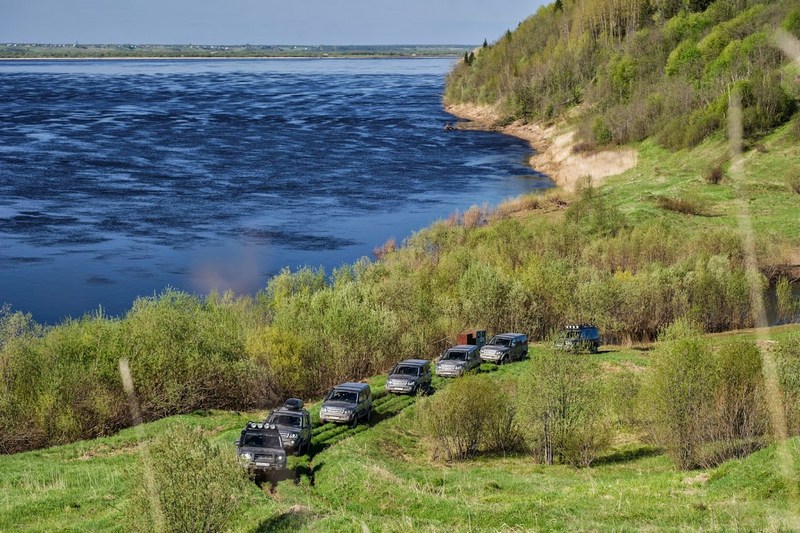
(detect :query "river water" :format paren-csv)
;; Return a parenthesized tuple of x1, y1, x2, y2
(0, 58, 550, 323)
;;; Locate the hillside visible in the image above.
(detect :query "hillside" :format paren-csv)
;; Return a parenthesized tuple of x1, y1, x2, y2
(2, 326, 799, 531)
(445, 0, 800, 150)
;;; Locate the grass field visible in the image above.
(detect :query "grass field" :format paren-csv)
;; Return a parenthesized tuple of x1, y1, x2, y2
(3, 326, 799, 532)
(601, 125, 800, 244)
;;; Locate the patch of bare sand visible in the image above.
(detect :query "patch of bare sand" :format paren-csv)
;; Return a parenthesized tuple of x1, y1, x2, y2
(445, 102, 638, 192)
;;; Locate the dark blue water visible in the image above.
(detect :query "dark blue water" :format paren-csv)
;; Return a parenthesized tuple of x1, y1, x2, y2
(0, 58, 550, 324)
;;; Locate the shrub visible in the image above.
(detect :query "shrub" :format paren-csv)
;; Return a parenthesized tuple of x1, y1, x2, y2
(775, 330, 800, 436)
(642, 319, 715, 469)
(517, 350, 611, 467)
(776, 277, 800, 323)
(704, 163, 725, 185)
(655, 195, 710, 216)
(643, 319, 769, 469)
(128, 426, 249, 532)
(417, 375, 521, 460)
(788, 175, 800, 195)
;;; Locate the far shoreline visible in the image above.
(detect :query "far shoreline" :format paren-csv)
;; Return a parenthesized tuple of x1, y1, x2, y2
(0, 55, 462, 61)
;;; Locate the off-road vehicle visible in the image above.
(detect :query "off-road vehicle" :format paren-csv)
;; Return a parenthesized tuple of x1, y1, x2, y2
(235, 422, 287, 478)
(480, 332, 528, 364)
(265, 398, 312, 455)
(319, 382, 372, 427)
(555, 324, 601, 353)
(385, 359, 431, 394)
(435, 344, 481, 377)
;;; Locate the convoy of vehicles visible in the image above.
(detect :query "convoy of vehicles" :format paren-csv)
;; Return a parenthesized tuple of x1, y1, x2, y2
(237, 325, 601, 474)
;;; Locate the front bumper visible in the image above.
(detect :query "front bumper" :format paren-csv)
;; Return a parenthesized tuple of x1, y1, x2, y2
(320, 412, 354, 424)
(480, 352, 504, 363)
(386, 382, 416, 393)
(435, 367, 464, 377)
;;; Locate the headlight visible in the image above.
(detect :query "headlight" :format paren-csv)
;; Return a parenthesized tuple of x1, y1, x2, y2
(289, 432, 299, 439)
(277, 454, 285, 461)
(241, 453, 252, 461)
(406, 380, 415, 386)
(343, 408, 353, 414)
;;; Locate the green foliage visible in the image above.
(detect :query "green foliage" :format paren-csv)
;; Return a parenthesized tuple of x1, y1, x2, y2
(783, 8, 800, 37)
(776, 277, 800, 324)
(517, 349, 611, 466)
(128, 426, 249, 532)
(774, 329, 800, 435)
(643, 319, 769, 469)
(446, 0, 799, 147)
(417, 375, 520, 460)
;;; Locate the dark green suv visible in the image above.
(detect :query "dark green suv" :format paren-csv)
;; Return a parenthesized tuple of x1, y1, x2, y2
(266, 398, 312, 456)
(555, 324, 601, 353)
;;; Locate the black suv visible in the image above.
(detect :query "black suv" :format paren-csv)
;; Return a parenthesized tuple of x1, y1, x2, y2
(266, 398, 312, 456)
(480, 333, 528, 364)
(555, 324, 601, 353)
(235, 422, 287, 478)
(385, 359, 432, 395)
(319, 382, 373, 428)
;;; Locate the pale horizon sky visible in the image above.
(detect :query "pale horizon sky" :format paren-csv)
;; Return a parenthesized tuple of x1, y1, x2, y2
(1, 1, 546, 46)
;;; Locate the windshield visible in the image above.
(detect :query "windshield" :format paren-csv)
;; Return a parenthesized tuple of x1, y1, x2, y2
(327, 390, 358, 403)
(268, 414, 302, 428)
(489, 336, 512, 346)
(392, 365, 419, 376)
(442, 350, 467, 361)
(241, 432, 281, 449)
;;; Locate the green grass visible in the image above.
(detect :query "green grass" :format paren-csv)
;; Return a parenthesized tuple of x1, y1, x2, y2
(603, 126, 800, 243)
(3, 326, 799, 531)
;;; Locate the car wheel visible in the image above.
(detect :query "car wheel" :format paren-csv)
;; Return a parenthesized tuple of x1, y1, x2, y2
(590, 342, 599, 354)
(350, 416, 358, 429)
(366, 409, 372, 423)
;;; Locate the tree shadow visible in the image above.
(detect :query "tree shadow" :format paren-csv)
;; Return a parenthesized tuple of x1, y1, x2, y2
(594, 445, 661, 466)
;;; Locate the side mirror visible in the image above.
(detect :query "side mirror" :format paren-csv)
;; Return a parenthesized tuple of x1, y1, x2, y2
(234, 440, 240, 447)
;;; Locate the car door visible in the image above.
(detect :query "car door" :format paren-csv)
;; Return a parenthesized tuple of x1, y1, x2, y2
(468, 347, 480, 370)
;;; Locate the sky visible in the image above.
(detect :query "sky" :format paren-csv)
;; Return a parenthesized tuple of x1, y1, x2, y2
(1, 1, 546, 46)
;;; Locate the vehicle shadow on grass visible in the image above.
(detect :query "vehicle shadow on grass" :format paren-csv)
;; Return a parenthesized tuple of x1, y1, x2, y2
(252, 505, 314, 532)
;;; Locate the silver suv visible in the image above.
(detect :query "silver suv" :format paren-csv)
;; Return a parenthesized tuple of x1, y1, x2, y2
(266, 398, 312, 455)
(480, 333, 528, 364)
(435, 344, 481, 377)
(235, 422, 287, 477)
(319, 382, 372, 428)
(385, 359, 431, 394)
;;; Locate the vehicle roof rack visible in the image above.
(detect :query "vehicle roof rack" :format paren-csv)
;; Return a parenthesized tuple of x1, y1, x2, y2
(566, 323, 596, 329)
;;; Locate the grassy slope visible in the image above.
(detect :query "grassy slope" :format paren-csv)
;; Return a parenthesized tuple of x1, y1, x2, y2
(600, 124, 800, 243)
(3, 326, 799, 532)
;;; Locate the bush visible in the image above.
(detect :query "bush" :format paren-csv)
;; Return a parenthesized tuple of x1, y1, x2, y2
(417, 375, 521, 460)
(704, 163, 725, 185)
(517, 350, 611, 467)
(655, 194, 710, 216)
(128, 426, 249, 532)
(643, 319, 769, 469)
(775, 330, 800, 436)
(788, 175, 800, 195)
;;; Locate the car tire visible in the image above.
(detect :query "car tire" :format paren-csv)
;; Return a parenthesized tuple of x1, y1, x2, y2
(350, 416, 358, 429)
(366, 409, 372, 423)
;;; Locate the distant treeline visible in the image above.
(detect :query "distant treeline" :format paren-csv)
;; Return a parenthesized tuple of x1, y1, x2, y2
(2, 187, 796, 454)
(0, 44, 473, 59)
(446, 0, 800, 149)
